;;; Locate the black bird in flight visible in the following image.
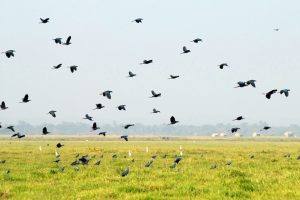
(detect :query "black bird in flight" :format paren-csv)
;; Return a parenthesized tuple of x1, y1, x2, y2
(152, 108, 160, 114)
(181, 46, 191, 54)
(234, 81, 248, 88)
(20, 94, 31, 103)
(233, 116, 244, 121)
(92, 122, 100, 131)
(219, 63, 228, 69)
(42, 127, 50, 135)
(63, 36, 72, 45)
(12, 133, 25, 138)
(264, 89, 278, 99)
(231, 128, 240, 133)
(40, 18, 49, 24)
(98, 132, 106, 136)
(170, 116, 179, 125)
(69, 65, 78, 73)
(83, 114, 93, 121)
(52, 64, 62, 69)
(132, 18, 143, 23)
(169, 75, 180, 79)
(2, 50, 15, 58)
(94, 104, 105, 110)
(1, 101, 8, 110)
(279, 89, 290, 97)
(150, 90, 161, 98)
(11, 133, 19, 137)
(246, 80, 256, 88)
(260, 126, 271, 131)
(121, 167, 129, 177)
(124, 124, 134, 129)
(7, 126, 15, 132)
(191, 38, 202, 43)
(121, 135, 129, 141)
(56, 143, 64, 148)
(53, 38, 62, 44)
(140, 60, 153, 65)
(127, 71, 136, 78)
(101, 91, 113, 99)
(117, 105, 126, 111)
(48, 110, 57, 118)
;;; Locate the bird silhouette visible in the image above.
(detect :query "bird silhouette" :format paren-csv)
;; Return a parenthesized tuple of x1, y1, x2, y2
(234, 81, 248, 88)
(233, 116, 244, 121)
(52, 63, 62, 69)
(7, 126, 15, 132)
(170, 116, 179, 125)
(94, 104, 105, 110)
(225, 161, 232, 166)
(95, 160, 101, 165)
(132, 18, 143, 23)
(101, 91, 113, 99)
(12, 133, 25, 138)
(219, 63, 228, 69)
(264, 89, 278, 99)
(53, 38, 62, 44)
(20, 94, 31, 103)
(150, 90, 161, 98)
(124, 124, 134, 129)
(145, 159, 154, 167)
(121, 167, 129, 176)
(169, 75, 180, 79)
(279, 89, 290, 97)
(63, 36, 72, 45)
(152, 108, 160, 114)
(121, 135, 129, 141)
(191, 38, 202, 43)
(127, 71, 136, 78)
(42, 127, 50, 135)
(83, 114, 93, 121)
(260, 126, 271, 131)
(69, 65, 78, 73)
(56, 143, 64, 148)
(92, 122, 100, 131)
(246, 80, 256, 88)
(48, 110, 57, 118)
(98, 132, 106, 136)
(2, 50, 15, 58)
(231, 127, 240, 133)
(40, 18, 49, 24)
(117, 105, 126, 111)
(1, 101, 8, 110)
(181, 46, 191, 54)
(140, 60, 153, 65)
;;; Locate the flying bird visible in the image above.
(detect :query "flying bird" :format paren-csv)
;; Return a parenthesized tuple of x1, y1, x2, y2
(233, 116, 244, 121)
(92, 122, 100, 131)
(121, 135, 129, 141)
(20, 94, 31, 103)
(169, 75, 180, 79)
(83, 114, 93, 121)
(132, 18, 143, 23)
(101, 91, 113, 99)
(127, 71, 136, 78)
(12, 133, 25, 138)
(246, 80, 256, 88)
(2, 50, 15, 58)
(1, 101, 8, 110)
(98, 132, 106, 136)
(42, 127, 50, 135)
(121, 167, 129, 177)
(48, 110, 57, 118)
(152, 108, 160, 114)
(264, 89, 278, 99)
(231, 128, 240, 133)
(63, 36, 72, 45)
(191, 38, 202, 43)
(279, 89, 290, 97)
(117, 105, 126, 111)
(40, 18, 49, 23)
(260, 126, 271, 131)
(52, 63, 62, 69)
(235, 81, 248, 88)
(170, 116, 179, 125)
(53, 38, 62, 44)
(150, 90, 161, 98)
(219, 63, 228, 69)
(181, 46, 191, 54)
(69, 65, 78, 73)
(7, 126, 15, 132)
(124, 124, 134, 129)
(94, 104, 105, 110)
(140, 60, 153, 65)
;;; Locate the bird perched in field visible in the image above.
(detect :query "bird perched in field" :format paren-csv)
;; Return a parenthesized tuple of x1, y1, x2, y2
(225, 161, 232, 166)
(219, 63, 228, 69)
(52, 63, 62, 69)
(264, 89, 278, 99)
(174, 156, 182, 164)
(233, 116, 244, 121)
(60, 166, 65, 172)
(117, 105, 126, 111)
(234, 81, 248, 88)
(98, 132, 106, 136)
(39, 18, 49, 23)
(169, 75, 180, 79)
(191, 38, 202, 43)
(231, 127, 240, 133)
(181, 46, 191, 54)
(56, 143, 64, 148)
(7, 126, 15, 132)
(63, 36, 72, 45)
(124, 124, 134, 129)
(140, 59, 153, 65)
(0, 160, 6, 164)
(42, 127, 50, 135)
(53, 159, 60, 163)
(170, 162, 177, 169)
(132, 18, 143, 23)
(170, 116, 179, 125)
(2, 50, 15, 58)
(69, 65, 78, 73)
(48, 110, 57, 118)
(20, 94, 31, 103)
(297, 155, 300, 160)
(101, 91, 113, 99)
(5, 170, 10, 174)
(71, 160, 80, 166)
(92, 122, 100, 131)
(83, 114, 93, 121)
(121, 167, 129, 177)
(112, 154, 118, 159)
(250, 155, 255, 159)
(260, 126, 271, 131)
(53, 38, 62, 44)
(121, 135, 129, 141)
(79, 155, 90, 165)
(152, 108, 160, 114)
(74, 167, 80, 172)
(95, 160, 101, 165)
(279, 89, 290, 97)
(127, 71, 136, 78)
(210, 164, 217, 169)
(246, 80, 256, 88)
(145, 159, 154, 167)
(94, 104, 105, 110)
(1, 101, 8, 110)
(150, 90, 161, 98)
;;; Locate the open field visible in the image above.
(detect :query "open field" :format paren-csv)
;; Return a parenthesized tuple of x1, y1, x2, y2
(1, 137, 300, 199)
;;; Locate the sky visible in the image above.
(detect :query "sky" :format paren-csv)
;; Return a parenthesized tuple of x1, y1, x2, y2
(0, 0, 300, 126)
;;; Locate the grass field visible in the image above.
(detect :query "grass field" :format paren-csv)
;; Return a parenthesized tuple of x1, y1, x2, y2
(1, 137, 300, 199)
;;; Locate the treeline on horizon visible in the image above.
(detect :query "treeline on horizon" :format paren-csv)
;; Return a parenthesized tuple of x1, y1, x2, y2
(0, 121, 297, 136)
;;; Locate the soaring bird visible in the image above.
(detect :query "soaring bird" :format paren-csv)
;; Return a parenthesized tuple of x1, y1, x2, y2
(234, 81, 248, 88)
(92, 122, 100, 131)
(13, 133, 25, 138)
(94, 104, 105, 110)
(69, 65, 78, 73)
(132, 18, 143, 23)
(124, 124, 134, 129)
(11, 133, 19, 137)
(264, 89, 278, 99)
(233, 116, 244, 121)
(101, 91, 113, 99)
(63, 36, 72, 45)
(2, 50, 15, 58)
(246, 80, 256, 88)
(98, 132, 106, 136)
(140, 60, 153, 65)
(7, 126, 15, 132)
(279, 89, 290, 97)
(169, 75, 180, 79)
(83, 114, 93, 121)
(42, 127, 50, 135)
(181, 46, 191, 54)
(219, 63, 228, 69)
(231, 128, 240, 133)
(152, 108, 160, 114)
(121, 135, 129, 141)
(40, 18, 49, 23)
(56, 143, 64, 148)
(52, 63, 62, 69)
(191, 38, 202, 43)
(128, 71, 136, 78)
(117, 105, 126, 111)
(170, 116, 179, 125)
(1, 101, 8, 110)
(48, 110, 57, 118)
(145, 159, 154, 167)
(121, 167, 129, 176)
(53, 38, 62, 44)
(20, 94, 31, 103)
(260, 126, 271, 131)
(150, 90, 161, 98)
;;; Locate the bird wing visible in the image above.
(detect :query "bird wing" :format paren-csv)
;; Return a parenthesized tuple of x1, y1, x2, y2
(66, 36, 71, 43)
(106, 92, 111, 99)
(183, 46, 187, 51)
(24, 94, 29, 101)
(170, 116, 175, 123)
(151, 90, 156, 96)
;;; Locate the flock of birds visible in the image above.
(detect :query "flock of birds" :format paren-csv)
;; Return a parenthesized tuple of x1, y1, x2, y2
(0, 17, 292, 176)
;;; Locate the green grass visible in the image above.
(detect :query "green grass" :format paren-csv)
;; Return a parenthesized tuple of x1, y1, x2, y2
(1, 139, 300, 199)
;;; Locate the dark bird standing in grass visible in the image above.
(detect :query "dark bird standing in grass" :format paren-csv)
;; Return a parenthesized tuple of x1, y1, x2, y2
(1, 101, 8, 110)
(121, 135, 129, 141)
(264, 89, 278, 99)
(56, 143, 64, 148)
(124, 124, 134, 129)
(225, 161, 232, 166)
(121, 167, 129, 177)
(20, 94, 31, 103)
(150, 90, 161, 98)
(2, 50, 15, 58)
(95, 160, 101, 165)
(145, 159, 154, 167)
(233, 116, 244, 121)
(42, 127, 50, 135)
(40, 18, 49, 24)
(170, 116, 179, 125)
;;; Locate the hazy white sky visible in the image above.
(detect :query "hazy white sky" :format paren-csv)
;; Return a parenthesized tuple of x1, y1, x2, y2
(1, 0, 300, 126)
